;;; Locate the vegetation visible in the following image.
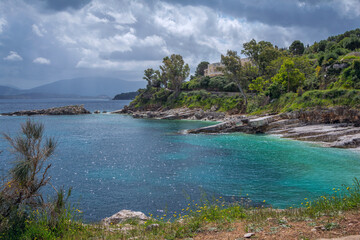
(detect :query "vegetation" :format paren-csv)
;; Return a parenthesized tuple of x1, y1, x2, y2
(130, 28, 360, 115)
(0, 120, 82, 239)
(112, 91, 138, 100)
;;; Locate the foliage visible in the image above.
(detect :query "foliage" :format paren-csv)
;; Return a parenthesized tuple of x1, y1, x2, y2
(195, 61, 209, 76)
(160, 54, 190, 92)
(289, 40, 305, 55)
(0, 120, 81, 239)
(221, 50, 248, 105)
(242, 39, 281, 73)
(271, 59, 305, 93)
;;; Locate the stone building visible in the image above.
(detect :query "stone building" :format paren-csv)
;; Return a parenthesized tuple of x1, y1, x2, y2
(204, 58, 252, 77)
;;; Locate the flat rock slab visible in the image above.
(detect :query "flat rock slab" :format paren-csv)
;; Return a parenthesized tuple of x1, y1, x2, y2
(317, 235, 360, 240)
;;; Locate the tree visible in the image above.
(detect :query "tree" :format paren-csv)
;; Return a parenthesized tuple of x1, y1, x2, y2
(159, 54, 190, 93)
(221, 50, 248, 105)
(143, 68, 156, 88)
(249, 77, 268, 93)
(289, 40, 305, 55)
(271, 59, 305, 93)
(0, 120, 73, 236)
(195, 61, 209, 76)
(242, 39, 280, 74)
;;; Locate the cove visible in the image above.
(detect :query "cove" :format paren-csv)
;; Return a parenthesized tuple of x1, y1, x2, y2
(0, 100, 360, 222)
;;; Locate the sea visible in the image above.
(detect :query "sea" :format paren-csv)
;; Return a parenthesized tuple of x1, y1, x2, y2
(0, 98, 360, 222)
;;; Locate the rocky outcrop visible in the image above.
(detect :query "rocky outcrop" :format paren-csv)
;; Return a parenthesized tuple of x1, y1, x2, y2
(1, 105, 91, 116)
(102, 210, 148, 226)
(186, 107, 360, 149)
(113, 107, 227, 121)
(115, 105, 360, 149)
(279, 107, 360, 126)
(187, 121, 236, 134)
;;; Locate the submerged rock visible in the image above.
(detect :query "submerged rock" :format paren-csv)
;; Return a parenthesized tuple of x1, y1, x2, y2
(102, 210, 148, 226)
(2, 105, 91, 116)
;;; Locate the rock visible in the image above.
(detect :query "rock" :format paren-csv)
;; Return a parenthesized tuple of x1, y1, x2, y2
(244, 232, 255, 238)
(102, 210, 148, 226)
(145, 223, 160, 231)
(2, 105, 91, 116)
(248, 116, 275, 128)
(210, 105, 218, 111)
(195, 109, 205, 119)
(94, 110, 100, 114)
(102, 111, 107, 113)
(187, 121, 236, 134)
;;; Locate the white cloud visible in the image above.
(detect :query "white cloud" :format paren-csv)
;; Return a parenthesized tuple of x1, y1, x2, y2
(33, 57, 51, 65)
(336, 0, 360, 18)
(3, 51, 23, 61)
(0, 17, 7, 34)
(32, 24, 46, 37)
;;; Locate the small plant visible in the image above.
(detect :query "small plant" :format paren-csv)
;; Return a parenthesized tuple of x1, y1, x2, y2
(0, 119, 81, 239)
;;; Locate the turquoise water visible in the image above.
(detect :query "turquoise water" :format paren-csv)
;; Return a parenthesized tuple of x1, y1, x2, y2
(0, 99, 360, 222)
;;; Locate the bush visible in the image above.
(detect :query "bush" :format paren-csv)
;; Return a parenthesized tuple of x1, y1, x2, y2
(0, 120, 79, 239)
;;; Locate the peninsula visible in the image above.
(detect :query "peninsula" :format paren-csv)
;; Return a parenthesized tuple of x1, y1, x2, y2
(116, 29, 360, 149)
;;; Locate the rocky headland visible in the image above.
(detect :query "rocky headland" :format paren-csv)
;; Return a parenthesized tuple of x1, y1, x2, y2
(1, 105, 91, 116)
(114, 106, 360, 149)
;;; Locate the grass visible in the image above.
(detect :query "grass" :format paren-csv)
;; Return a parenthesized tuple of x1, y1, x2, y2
(9, 178, 360, 239)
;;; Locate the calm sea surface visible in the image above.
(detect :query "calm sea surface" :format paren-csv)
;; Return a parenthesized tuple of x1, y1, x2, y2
(0, 99, 360, 222)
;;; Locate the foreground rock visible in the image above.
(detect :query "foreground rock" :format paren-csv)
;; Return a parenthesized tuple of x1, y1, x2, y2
(1, 105, 91, 116)
(102, 210, 148, 226)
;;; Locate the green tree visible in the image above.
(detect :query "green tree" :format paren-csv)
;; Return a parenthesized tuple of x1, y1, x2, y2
(143, 68, 156, 88)
(271, 59, 305, 93)
(242, 39, 281, 74)
(0, 120, 73, 237)
(249, 77, 268, 93)
(289, 40, 305, 55)
(221, 50, 248, 105)
(160, 54, 190, 93)
(195, 61, 209, 76)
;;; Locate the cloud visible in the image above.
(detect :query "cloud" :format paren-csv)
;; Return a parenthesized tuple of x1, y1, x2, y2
(32, 24, 46, 37)
(3, 51, 23, 61)
(1, 0, 360, 88)
(33, 57, 51, 64)
(0, 17, 6, 34)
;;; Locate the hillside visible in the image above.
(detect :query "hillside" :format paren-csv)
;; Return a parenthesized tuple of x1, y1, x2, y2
(128, 28, 360, 115)
(28, 77, 145, 97)
(0, 85, 22, 96)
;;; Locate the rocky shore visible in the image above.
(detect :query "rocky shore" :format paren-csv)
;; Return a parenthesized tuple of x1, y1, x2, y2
(1, 105, 91, 116)
(114, 106, 360, 149)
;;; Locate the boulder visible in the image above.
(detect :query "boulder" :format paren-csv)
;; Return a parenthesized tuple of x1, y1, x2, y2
(102, 210, 148, 226)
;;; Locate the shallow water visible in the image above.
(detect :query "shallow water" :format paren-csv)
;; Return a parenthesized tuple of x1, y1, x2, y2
(0, 99, 359, 222)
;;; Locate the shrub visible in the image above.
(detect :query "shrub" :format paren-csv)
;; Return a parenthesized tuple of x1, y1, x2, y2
(0, 120, 78, 239)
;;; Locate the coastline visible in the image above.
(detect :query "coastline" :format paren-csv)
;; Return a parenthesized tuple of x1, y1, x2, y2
(113, 106, 360, 150)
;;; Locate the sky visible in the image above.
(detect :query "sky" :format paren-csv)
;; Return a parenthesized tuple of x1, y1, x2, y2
(0, 0, 359, 89)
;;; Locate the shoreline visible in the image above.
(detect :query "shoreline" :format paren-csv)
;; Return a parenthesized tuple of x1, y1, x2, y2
(113, 106, 360, 149)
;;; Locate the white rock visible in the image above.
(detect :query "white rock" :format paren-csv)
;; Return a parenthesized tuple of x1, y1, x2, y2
(244, 232, 255, 238)
(102, 210, 148, 225)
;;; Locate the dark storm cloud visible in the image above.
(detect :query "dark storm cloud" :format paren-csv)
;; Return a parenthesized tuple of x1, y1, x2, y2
(164, 0, 360, 36)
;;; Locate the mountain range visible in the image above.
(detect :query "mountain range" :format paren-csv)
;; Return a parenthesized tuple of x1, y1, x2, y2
(0, 77, 146, 98)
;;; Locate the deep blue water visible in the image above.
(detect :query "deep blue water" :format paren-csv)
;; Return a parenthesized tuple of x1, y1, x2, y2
(0, 99, 360, 222)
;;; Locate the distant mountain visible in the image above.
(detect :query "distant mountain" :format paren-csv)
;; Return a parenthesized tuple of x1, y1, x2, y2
(27, 77, 146, 97)
(0, 86, 23, 95)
